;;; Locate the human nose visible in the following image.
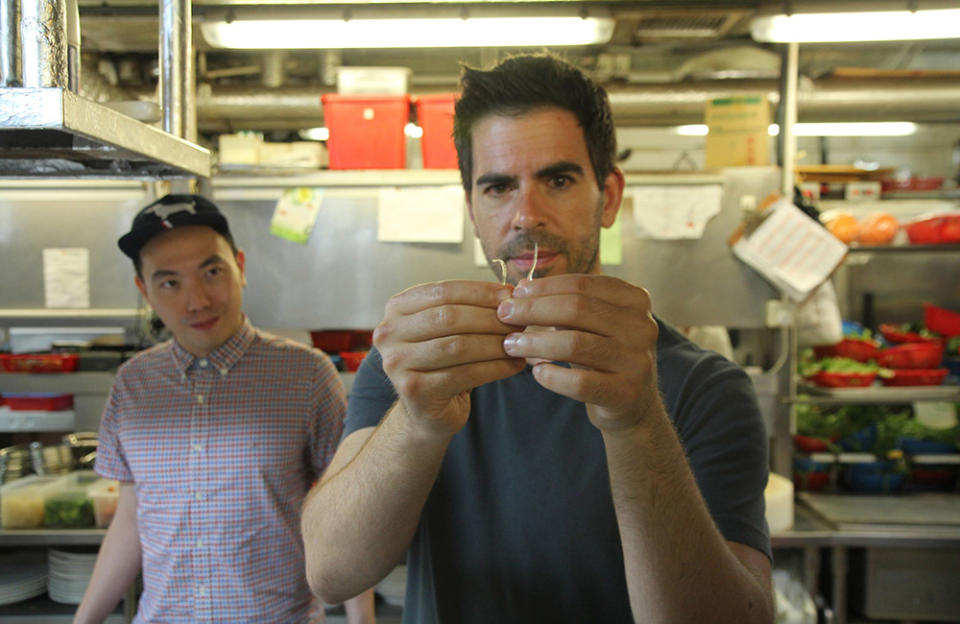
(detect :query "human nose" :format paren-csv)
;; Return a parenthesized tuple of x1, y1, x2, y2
(184, 280, 211, 312)
(511, 184, 548, 231)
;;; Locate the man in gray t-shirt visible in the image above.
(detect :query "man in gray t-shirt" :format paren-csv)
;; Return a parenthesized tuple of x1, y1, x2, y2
(302, 54, 774, 624)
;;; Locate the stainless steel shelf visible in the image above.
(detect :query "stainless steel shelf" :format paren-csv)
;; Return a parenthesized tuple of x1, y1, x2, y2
(792, 383, 960, 405)
(0, 372, 115, 394)
(0, 529, 105, 546)
(0, 88, 210, 179)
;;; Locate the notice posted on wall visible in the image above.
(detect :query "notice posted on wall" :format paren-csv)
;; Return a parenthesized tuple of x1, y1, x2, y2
(43, 248, 90, 308)
(632, 184, 723, 240)
(378, 186, 464, 243)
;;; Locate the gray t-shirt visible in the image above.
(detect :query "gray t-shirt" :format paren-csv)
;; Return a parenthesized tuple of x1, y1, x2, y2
(344, 318, 770, 623)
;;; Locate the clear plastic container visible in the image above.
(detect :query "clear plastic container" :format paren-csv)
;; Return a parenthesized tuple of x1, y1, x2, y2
(42, 471, 98, 529)
(1, 475, 58, 528)
(87, 478, 119, 528)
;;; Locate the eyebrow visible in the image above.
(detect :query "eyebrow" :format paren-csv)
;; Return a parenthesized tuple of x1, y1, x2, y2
(149, 254, 227, 283)
(474, 161, 585, 188)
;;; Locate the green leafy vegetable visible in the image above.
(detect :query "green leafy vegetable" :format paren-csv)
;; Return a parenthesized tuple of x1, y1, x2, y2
(44, 493, 94, 529)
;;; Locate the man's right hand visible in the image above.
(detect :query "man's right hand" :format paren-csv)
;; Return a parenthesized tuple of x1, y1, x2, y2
(374, 280, 525, 437)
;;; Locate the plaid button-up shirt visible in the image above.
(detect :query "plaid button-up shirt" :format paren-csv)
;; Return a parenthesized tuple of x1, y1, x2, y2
(96, 319, 345, 623)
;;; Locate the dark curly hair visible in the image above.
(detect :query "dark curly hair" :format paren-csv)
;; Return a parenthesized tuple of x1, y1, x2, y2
(453, 54, 617, 193)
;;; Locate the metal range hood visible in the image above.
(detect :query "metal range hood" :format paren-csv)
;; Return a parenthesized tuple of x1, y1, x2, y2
(0, 0, 209, 179)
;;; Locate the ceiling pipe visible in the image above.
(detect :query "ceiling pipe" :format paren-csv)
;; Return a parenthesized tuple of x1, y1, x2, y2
(128, 77, 960, 131)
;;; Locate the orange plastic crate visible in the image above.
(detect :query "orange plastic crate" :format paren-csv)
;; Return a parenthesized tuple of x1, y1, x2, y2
(321, 94, 409, 169)
(416, 93, 459, 169)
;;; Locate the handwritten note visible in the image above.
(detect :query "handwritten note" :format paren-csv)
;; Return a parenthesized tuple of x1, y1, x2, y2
(43, 248, 89, 308)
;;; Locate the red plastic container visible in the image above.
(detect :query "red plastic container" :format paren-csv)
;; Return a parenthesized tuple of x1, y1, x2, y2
(877, 343, 944, 369)
(2, 393, 74, 411)
(905, 213, 960, 245)
(793, 434, 836, 453)
(339, 351, 369, 372)
(415, 93, 459, 169)
(808, 371, 877, 388)
(311, 331, 354, 354)
(878, 323, 940, 345)
(813, 338, 878, 363)
(0, 353, 79, 373)
(924, 303, 960, 337)
(321, 94, 409, 170)
(881, 368, 948, 387)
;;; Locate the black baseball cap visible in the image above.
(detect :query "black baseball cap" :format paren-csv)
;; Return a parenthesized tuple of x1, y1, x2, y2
(118, 194, 232, 260)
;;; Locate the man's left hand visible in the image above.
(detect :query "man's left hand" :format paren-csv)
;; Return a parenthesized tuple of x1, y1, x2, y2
(497, 274, 660, 433)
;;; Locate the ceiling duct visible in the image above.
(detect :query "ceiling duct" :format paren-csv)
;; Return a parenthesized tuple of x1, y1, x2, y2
(631, 10, 745, 41)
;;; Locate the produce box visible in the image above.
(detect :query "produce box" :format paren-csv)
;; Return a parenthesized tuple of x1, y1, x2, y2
(1, 475, 58, 529)
(87, 478, 120, 528)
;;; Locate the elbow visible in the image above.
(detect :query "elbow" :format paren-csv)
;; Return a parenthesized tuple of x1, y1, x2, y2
(304, 547, 347, 605)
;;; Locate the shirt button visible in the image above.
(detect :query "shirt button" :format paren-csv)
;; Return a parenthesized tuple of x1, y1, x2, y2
(194, 491, 203, 501)
(198, 584, 207, 597)
(196, 394, 204, 404)
(219, 368, 229, 377)
(193, 443, 203, 452)
(199, 359, 209, 368)
(196, 539, 204, 548)
(181, 373, 187, 382)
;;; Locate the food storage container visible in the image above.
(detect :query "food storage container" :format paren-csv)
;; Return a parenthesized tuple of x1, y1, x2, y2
(881, 368, 948, 387)
(41, 471, 98, 529)
(1, 475, 58, 528)
(87, 478, 119, 528)
(813, 338, 878, 363)
(924, 303, 960, 337)
(0, 353, 79, 373)
(2, 393, 74, 411)
(876, 343, 944, 369)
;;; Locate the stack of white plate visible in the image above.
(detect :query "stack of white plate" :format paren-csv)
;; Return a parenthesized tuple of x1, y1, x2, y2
(48, 548, 97, 604)
(0, 551, 48, 605)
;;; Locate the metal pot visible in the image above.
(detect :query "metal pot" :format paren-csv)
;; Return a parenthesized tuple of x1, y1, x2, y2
(29, 441, 73, 475)
(0, 445, 31, 482)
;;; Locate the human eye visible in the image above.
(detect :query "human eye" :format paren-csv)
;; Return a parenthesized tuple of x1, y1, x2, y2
(158, 279, 177, 290)
(547, 174, 574, 190)
(483, 182, 510, 198)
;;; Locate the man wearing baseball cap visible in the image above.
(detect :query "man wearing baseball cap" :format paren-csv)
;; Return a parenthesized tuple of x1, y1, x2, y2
(75, 194, 375, 623)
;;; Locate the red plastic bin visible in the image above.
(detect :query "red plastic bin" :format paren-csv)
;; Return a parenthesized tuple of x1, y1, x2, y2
(321, 94, 409, 169)
(924, 303, 960, 337)
(876, 343, 944, 369)
(415, 93, 459, 169)
(881, 368, 948, 387)
(2, 393, 74, 411)
(0, 353, 79, 373)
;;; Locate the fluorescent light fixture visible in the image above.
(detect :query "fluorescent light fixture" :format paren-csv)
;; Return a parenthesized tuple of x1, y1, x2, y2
(752, 9, 960, 42)
(674, 122, 917, 137)
(201, 16, 614, 49)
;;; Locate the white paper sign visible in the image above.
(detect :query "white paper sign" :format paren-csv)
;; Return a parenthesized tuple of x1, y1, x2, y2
(378, 186, 464, 243)
(43, 248, 90, 308)
(731, 198, 847, 302)
(632, 185, 723, 240)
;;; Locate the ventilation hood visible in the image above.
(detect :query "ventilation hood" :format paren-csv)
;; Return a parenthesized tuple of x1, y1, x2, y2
(0, 86, 210, 178)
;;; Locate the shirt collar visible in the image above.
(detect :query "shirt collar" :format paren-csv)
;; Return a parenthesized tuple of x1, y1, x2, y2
(170, 316, 255, 377)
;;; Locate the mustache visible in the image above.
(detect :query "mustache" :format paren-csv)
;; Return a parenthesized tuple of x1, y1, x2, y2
(498, 231, 568, 259)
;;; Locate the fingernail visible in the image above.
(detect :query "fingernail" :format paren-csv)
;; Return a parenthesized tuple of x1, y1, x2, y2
(495, 287, 513, 301)
(498, 300, 514, 319)
(513, 283, 530, 298)
(503, 333, 523, 353)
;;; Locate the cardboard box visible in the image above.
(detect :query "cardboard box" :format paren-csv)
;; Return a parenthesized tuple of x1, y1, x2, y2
(705, 95, 770, 168)
(218, 133, 262, 165)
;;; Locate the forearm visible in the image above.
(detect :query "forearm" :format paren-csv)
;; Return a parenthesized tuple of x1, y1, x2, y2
(343, 587, 377, 624)
(73, 490, 141, 624)
(604, 405, 772, 624)
(303, 402, 451, 605)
